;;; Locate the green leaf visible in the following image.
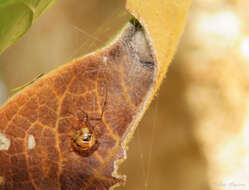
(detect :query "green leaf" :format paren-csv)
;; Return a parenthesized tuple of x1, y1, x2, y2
(0, 0, 56, 55)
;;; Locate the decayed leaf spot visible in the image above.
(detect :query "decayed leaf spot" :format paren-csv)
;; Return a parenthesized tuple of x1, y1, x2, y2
(0, 22, 155, 189)
(27, 135, 36, 150)
(0, 133, 10, 150)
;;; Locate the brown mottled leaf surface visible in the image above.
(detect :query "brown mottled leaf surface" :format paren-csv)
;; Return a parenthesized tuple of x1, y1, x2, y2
(0, 23, 154, 189)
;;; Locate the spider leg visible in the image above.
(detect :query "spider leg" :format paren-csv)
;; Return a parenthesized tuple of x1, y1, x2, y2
(90, 77, 108, 121)
(100, 75, 108, 119)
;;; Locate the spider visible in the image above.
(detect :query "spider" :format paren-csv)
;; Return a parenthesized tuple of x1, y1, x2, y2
(70, 81, 107, 156)
(71, 112, 99, 156)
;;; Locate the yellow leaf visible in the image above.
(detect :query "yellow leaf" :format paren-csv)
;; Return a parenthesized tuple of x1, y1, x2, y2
(126, 0, 192, 88)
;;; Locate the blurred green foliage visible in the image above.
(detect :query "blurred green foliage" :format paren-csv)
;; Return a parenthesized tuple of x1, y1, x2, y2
(0, 0, 56, 55)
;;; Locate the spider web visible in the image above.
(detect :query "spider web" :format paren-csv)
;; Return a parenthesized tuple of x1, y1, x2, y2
(0, 0, 159, 188)
(68, 9, 159, 190)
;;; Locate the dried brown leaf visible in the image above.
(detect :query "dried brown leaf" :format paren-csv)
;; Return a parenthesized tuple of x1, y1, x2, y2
(0, 23, 154, 189)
